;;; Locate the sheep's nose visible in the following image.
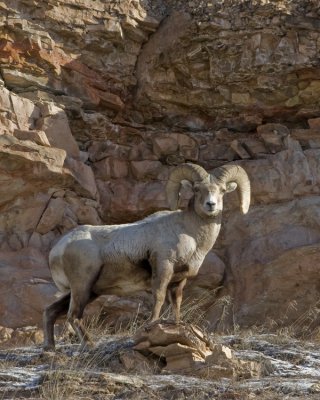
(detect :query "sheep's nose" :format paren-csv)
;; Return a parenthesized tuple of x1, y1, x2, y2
(206, 201, 216, 208)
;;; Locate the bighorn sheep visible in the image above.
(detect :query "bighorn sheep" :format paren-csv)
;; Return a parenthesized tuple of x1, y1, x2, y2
(43, 163, 250, 350)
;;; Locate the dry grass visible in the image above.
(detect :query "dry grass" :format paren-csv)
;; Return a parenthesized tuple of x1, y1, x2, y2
(37, 293, 320, 399)
(81, 290, 320, 345)
(180, 287, 224, 327)
(39, 289, 222, 399)
(278, 300, 320, 341)
(244, 299, 320, 344)
(39, 344, 111, 399)
(39, 306, 152, 399)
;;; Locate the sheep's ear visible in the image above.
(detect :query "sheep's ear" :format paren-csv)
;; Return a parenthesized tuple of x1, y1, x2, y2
(226, 182, 237, 193)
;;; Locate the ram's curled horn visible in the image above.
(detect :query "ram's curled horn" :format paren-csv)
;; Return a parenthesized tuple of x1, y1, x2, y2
(211, 164, 251, 214)
(166, 163, 209, 210)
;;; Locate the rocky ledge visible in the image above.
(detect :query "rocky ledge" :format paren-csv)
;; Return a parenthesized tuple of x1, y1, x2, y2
(0, 322, 319, 399)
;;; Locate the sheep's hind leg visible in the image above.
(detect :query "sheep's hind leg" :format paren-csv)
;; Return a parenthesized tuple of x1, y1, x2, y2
(168, 278, 187, 323)
(43, 293, 71, 351)
(67, 290, 97, 350)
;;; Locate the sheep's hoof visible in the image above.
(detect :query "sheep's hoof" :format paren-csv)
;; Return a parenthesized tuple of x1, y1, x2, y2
(164, 318, 180, 325)
(41, 348, 56, 360)
(42, 343, 55, 352)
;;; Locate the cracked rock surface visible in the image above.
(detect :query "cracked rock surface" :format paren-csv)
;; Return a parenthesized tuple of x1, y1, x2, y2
(0, 0, 319, 333)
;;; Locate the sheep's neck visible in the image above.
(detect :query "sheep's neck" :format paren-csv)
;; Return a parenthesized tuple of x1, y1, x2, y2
(183, 209, 221, 253)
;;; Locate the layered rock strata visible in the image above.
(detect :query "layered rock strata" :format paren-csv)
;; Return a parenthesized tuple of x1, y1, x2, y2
(0, 0, 319, 330)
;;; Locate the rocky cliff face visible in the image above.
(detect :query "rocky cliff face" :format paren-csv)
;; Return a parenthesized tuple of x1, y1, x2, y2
(0, 0, 320, 331)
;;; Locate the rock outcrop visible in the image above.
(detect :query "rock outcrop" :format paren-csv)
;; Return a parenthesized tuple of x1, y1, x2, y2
(133, 321, 263, 379)
(0, 0, 319, 331)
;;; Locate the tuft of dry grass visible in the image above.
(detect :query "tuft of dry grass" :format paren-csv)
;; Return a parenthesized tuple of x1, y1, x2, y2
(255, 299, 320, 344)
(180, 287, 224, 328)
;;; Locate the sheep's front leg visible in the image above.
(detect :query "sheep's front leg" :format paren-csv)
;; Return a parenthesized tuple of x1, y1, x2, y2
(169, 278, 187, 323)
(151, 261, 174, 322)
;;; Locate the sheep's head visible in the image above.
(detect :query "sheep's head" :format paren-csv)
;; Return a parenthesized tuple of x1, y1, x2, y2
(166, 163, 251, 218)
(191, 179, 237, 217)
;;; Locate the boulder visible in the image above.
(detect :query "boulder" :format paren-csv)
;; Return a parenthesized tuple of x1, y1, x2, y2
(0, 248, 56, 328)
(36, 198, 67, 235)
(133, 322, 262, 379)
(13, 129, 51, 147)
(37, 104, 80, 159)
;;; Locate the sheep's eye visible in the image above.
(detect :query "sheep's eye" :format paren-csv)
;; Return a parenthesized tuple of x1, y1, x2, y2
(220, 187, 226, 193)
(194, 187, 200, 193)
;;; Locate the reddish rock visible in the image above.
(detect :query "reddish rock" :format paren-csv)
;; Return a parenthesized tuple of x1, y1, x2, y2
(120, 350, 156, 373)
(1, 0, 320, 333)
(13, 129, 50, 147)
(152, 136, 178, 158)
(184, 251, 225, 301)
(96, 90, 124, 111)
(307, 117, 320, 129)
(241, 139, 268, 157)
(133, 322, 260, 378)
(37, 104, 80, 159)
(36, 198, 66, 234)
(0, 248, 56, 328)
(65, 197, 101, 225)
(210, 199, 320, 329)
(10, 92, 41, 131)
(256, 123, 290, 137)
(131, 160, 163, 180)
(0, 87, 12, 113)
(129, 142, 157, 161)
(64, 157, 98, 199)
(94, 157, 129, 180)
(291, 128, 320, 149)
(88, 141, 130, 163)
(0, 135, 68, 206)
(230, 140, 251, 159)
(173, 133, 199, 160)
(134, 322, 211, 355)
